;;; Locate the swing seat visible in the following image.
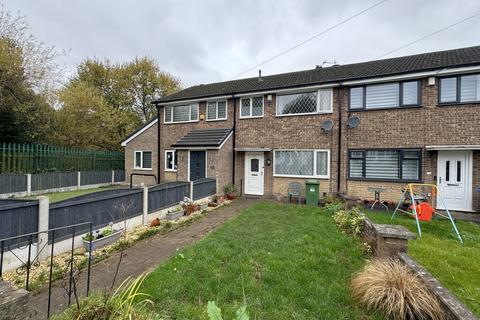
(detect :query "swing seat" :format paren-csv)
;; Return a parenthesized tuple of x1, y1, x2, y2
(408, 202, 434, 221)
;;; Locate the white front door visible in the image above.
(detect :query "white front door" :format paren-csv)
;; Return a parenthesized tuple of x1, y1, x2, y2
(437, 151, 473, 211)
(244, 152, 264, 195)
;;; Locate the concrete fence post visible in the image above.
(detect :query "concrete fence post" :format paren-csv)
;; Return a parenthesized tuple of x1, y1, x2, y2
(77, 171, 81, 190)
(111, 170, 115, 184)
(190, 181, 194, 200)
(142, 186, 148, 225)
(37, 196, 49, 261)
(215, 175, 219, 195)
(26, 174, 32, 196)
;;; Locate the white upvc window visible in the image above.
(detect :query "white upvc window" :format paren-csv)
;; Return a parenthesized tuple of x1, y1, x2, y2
(273, 149, 330, 178)
(134, 150, 152, 170)
(165, 150, 178, 171)
(276, 89, 332, 116)
(206, 101, 227, 121)
(164, 104, 199, 123)
(240, 96, 264, 118)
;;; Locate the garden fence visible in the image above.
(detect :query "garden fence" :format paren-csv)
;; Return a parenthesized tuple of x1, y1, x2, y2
(0, 142, 124, 174)
(192, 178, 217, 200)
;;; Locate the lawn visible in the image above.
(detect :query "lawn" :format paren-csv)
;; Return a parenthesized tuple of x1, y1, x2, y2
(21, 186, 121, 203)
(141, 202, 377, 319)
(365, 209, 480, 316)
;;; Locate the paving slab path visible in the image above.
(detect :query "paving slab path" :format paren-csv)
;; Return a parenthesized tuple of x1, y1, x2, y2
(28, 198, 256, 319)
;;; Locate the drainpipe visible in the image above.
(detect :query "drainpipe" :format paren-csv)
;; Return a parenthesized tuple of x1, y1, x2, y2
(156, 104, 161, 184)
(232, 94, 236, 185)
(337, 83, 343, 194)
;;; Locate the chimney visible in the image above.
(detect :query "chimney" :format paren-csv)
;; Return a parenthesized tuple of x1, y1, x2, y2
(258, 69, 263, 82)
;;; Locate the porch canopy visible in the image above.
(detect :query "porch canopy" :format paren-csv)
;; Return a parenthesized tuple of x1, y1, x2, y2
(171, 128, 232, 149)
(426, 145, 480, 151)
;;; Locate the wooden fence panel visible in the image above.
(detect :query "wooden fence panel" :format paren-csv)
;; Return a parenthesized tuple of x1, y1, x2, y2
(31, 172, 78, 191)
(0, 174, 27, 194)
(192, 178, 216, 200)
(0, 200, 39, 246)
(148, 182, 189, 213)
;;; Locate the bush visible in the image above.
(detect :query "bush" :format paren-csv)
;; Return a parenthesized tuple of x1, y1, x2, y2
(351, 259, 443, 320)
(333, 208, 365, 237)
(324, 201, 345, 215)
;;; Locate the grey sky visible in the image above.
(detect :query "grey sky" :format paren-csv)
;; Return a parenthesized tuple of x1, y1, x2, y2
(4, 0, 480, 87)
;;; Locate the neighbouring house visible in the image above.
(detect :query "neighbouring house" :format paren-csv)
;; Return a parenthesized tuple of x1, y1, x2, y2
(122, 45, 480, 213)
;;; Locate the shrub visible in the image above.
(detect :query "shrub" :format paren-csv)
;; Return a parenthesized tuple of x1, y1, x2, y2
(351, 259, 443, 320)
(333, 208, 365, 236)
(223, 183, 237, 194)
(324, 201, 345, 215)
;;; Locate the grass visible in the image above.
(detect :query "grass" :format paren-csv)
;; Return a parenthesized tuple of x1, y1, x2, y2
(365, 208, 480, 316)
(20, 186, 121, 203)
(140, 202, 377, 319)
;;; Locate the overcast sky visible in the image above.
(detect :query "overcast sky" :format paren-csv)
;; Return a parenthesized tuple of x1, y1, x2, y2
(4, 0, 480, 87)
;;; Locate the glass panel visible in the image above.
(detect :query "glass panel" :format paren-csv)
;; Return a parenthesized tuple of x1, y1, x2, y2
(318, 89, 332, 112)
(316, 151, 328, 176)
(365, 150, 399, 179)
(460, 74, 480, 102)
(403, 151, 419, 159)
(277, 92, 317, 115)
(440, 77, 457, 103)
(241, 98, 251, 117)
(250, 159, 259, 172)
(142, 151, 152, 169)
(402, 81, 418, 105)
(275, 150, 314, 176)
(217, 101, 227, 119)
(207, 102, 217, 120)
(349, 159, 363, 178)
(172, 105, 190, 122)
(252, 97, 263, 116)
(366, 83, 399, 109)
(350, 87, 364, 109)
(350, 151, 364, 158)
(457, 161, 461, 182)
(445, 160, 450, 182)
(166, 152, 173, 169)
(402, 160, 419, 180)
(135, 152, 142, 168)
(190, 104, 199, 121)
(164, 106, 172, 122)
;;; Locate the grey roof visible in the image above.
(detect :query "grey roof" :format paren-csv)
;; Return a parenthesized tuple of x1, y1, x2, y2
(154, 46, 480, 103)
(171, 128, 233, 148)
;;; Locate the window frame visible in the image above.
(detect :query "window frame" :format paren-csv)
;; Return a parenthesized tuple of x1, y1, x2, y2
(164, 150, 178, 172)
(438, 74, 480, 105)
(134, 150, 153, 170)
(347, 148, 422, 182)
(206, 100, 228, 121)
(275, 89, 333, 117)
(239, 96, 264, 119)
(164, 104, 199, 124)
(348, 80, 422, 111)
(273, 149, 330, 179)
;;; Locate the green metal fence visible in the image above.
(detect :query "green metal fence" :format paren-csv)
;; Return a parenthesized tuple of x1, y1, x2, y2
(0, 143, 124, 174)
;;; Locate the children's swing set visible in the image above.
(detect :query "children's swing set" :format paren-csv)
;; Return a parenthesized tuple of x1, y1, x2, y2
(391, 183, 463, 243)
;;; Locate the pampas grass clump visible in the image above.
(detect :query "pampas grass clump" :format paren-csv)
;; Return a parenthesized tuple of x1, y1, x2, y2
(351, 259, 444, 320)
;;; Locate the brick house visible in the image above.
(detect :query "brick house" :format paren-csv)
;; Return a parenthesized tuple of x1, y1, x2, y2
(122, 46, 480, 213)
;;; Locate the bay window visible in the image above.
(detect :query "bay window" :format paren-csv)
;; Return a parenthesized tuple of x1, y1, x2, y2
(164, 104, 199, 123)
(439, 74, 480, 104)
(273, 150, 329, 178)
(349, 81, 420, 110)
(276, 88, 332, 116)
(207, 101, 227, 121)
(348, 149, 421, 181)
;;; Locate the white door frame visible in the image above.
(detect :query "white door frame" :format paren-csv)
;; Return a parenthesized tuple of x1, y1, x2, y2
(244, 152, 264, 195)
(436, 150, 473, 211)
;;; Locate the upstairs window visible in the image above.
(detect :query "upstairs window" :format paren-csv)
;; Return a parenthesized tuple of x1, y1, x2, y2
(349, 81, 420, 110)
(439, 74, 480, 104)
(276, 89, 332, 116)
(240, 97, 264, 118)
(207, 101, 227, 121)
(165, 150, 178, 171)
(134, 151, 152, 170)
(164, 104, 199, 123)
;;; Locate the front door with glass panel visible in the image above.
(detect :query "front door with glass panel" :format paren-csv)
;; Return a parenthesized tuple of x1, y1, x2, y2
(437, 151, 472, 211)
(244, 152, 264, 195)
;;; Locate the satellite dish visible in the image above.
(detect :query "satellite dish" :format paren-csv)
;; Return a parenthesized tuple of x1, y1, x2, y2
(347, 116, 360, 129)
(321, 120, 334, 132)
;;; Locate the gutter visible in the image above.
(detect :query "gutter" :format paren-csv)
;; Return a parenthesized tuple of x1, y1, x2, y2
(232, 94, 236, 185)
(337, 82, 343, 194)
(156, 104, 161, 183)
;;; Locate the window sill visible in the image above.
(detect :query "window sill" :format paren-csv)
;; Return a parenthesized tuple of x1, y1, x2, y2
(274, 174, 330, 179)
(437, 102, 480, 107)
(349, 105, 422, 112)
(206, 118, 228, 122)
(348, 177, 422, 183)
(239, 115, 264, 119)
(275, 111, 333, 117)
(165, 169, 177, 172)
(163, 120, 199, 124)
(133, 168, 153, 171)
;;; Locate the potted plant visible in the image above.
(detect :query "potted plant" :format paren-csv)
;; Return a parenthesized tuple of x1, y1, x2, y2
(208, 194, 219, 207)
(180, 197, 197, 215)
(224, 184, 237, 200)
(82, 224, 122, 252)
(166, 206, 184, 221)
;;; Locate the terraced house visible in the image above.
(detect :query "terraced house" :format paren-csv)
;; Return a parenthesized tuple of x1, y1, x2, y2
(122, 45, 480, 213)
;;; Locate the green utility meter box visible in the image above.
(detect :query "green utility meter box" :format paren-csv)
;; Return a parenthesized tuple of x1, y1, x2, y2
(305, 180, 320, 206)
